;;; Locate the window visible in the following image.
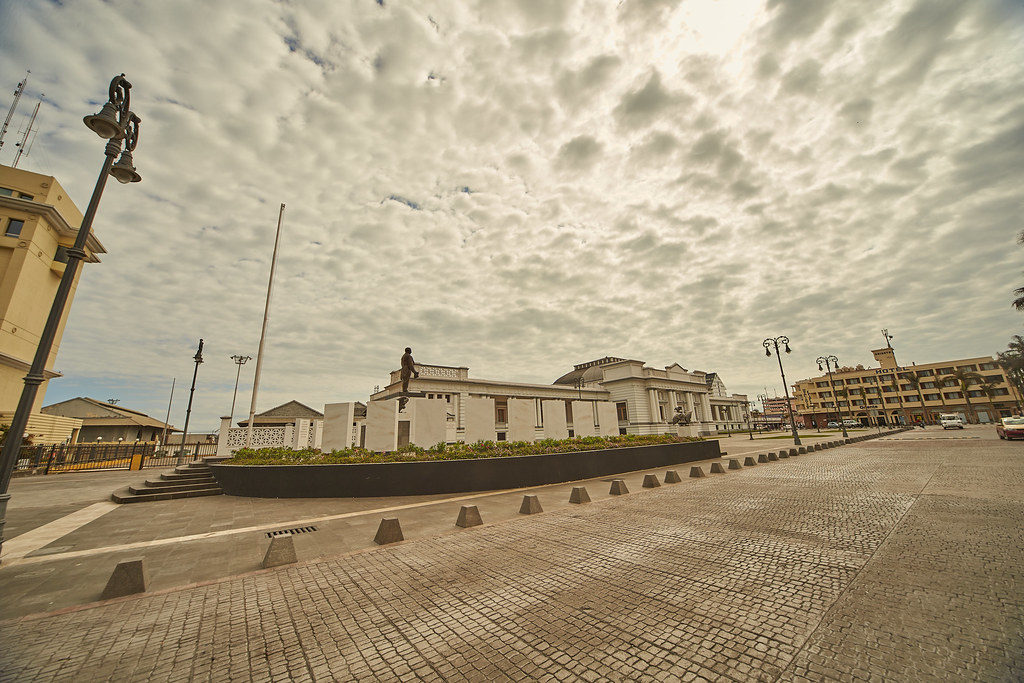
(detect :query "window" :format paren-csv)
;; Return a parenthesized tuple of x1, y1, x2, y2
(945, 392, 962, 399)
(616, 402, 628, 421)
(658, 405, 665, 420)
(904, 395, 919, 402)
(0, 187, 13, 196)
(496, 432, 506, 441)
(923, 393, 940, 401)
(5, 219, 24, 237)
(847, 378, 860, 384)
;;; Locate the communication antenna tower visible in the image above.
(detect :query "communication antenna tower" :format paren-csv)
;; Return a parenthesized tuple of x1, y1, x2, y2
(12, 93, 43, 168)
(0, 71, 29, 151)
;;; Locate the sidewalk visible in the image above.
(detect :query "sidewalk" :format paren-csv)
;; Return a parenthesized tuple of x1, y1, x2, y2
(1, 427, 1019, 680)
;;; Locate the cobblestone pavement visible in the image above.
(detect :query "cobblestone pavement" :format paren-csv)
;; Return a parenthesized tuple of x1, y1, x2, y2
(1, 432, 1021, 681)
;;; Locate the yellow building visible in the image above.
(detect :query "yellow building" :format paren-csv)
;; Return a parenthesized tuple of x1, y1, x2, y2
(0, 164, 104, 443)
(793, 347, 1021, 427)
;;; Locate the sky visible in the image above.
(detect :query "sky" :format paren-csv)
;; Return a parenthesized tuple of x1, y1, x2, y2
(1, 0, 1022, 432)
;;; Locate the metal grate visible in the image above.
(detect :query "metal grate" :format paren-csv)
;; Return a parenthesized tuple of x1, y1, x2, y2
(266, 526, 318, 538)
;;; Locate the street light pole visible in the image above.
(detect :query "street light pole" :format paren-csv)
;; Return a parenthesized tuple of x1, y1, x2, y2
(763, 336, 801, 446)
(228, 355, 251, 426)
(746, 401, 754, 440)
(0, 74, 141, 561)
(178, 340, 204, 462)
(160, 377, 175, 446)
(817, 355, 849, 438)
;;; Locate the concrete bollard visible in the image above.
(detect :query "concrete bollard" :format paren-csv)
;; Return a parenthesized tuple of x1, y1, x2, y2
(789, 448, 798, 457)
(642, 474, 661, 488)
(569, 486, 591, 504)
(664, 470, 682, 483)
(519, 495, 543, 514)
(758, 453, 769, 463)
(374, 518, 404, 545)
(778, 450, 789, 458)
(728, 459, 742, 470)
(689, 466, 706, 478)
(798, 446, 807, 454)
(456, 505, 483, 527)
(744, 456, 757, 466)
(100, 558, 147, 600)
(767, 452, 779, 461)
(261, 534, 298, 568)
(710, 462, 726, 474)
(609, 479, 629, 495)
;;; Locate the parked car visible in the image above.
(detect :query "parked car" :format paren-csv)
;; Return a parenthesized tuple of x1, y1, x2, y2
(826, 421, 840, 428)
(996, 417, 1024, 440)
(939, 413, 965, 429)
(841, 419, 860, 428)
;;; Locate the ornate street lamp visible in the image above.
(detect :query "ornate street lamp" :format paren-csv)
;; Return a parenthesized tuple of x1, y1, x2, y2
(0, 74, 142, 561)
(763, 336, 801, 446)
(177, 340, 204, 462)
(817, 355, 849, 438)
(745, 400, 755, 440)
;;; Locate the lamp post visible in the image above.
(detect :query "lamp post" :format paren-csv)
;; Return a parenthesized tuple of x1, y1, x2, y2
(178, 340, 204, 462)
(0, 74, 141, 561)
(763, 336, 801, 446)
(881, 328, 910, 426)
(745, 400, 754, 440)
(816, 355, 848, 438)
(228, 354, 251, 426)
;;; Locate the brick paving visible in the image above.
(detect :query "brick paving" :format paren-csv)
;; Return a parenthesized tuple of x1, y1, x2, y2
(1, 432, 1021, 681)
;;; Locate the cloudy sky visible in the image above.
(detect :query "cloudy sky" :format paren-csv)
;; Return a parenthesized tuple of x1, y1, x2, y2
(1, 0, 1022, 431)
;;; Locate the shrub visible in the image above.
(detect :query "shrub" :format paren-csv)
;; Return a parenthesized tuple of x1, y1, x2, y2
(225, 433, 702, 466)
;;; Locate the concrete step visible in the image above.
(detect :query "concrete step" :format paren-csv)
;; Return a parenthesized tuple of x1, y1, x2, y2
(159, 471, 213, 481)
(112, 486, 223, 504)
(129, 482, 219, 495)
(174, 464, 211, 474)
(144, 476, 215, 488)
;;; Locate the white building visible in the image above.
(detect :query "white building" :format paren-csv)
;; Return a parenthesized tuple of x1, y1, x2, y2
(366, 356, 749, 443)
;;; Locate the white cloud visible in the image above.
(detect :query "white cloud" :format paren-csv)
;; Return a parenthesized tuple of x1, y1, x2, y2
(0, 0, 1021, 430)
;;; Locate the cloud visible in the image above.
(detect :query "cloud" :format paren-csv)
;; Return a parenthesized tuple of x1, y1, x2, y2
(0, 0, 1020, 430)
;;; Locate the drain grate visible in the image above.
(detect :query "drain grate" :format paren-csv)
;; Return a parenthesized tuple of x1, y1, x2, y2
(266, 526, 318, 538)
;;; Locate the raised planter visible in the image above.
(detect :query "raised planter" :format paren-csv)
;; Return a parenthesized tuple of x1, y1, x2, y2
(210, 440, 721, 498)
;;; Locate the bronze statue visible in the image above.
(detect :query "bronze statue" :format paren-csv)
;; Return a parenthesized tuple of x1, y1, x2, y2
(669, 406, 692, 425)
(400, 347, 419, 394)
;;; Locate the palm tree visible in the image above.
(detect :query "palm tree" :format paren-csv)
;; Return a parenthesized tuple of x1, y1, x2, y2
(834, 389, 850, 424)
(975, 379, 1003, 423)
(904, 371, 930, 424)
(853, 386, 870, 423)
(939, 368, 984, 424)
(1014, 231, 1024, 310)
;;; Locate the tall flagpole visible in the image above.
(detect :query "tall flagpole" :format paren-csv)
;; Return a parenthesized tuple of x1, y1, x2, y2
(245, 203, 285, 448)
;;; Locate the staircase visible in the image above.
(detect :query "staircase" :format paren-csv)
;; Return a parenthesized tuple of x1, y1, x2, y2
(111, 458, 226, 503)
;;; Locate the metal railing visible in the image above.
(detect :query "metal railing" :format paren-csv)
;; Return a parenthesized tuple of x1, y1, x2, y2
(12, 442, 220, 474)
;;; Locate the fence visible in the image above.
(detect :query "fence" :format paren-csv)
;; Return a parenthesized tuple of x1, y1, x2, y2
(13, 442, 219, 475)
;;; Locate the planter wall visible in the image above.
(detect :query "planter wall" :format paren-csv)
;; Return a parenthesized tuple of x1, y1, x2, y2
(210, 440, 721, 498)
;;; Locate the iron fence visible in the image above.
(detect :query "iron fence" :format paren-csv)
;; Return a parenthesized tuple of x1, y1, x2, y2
(13, 441, 220, 474)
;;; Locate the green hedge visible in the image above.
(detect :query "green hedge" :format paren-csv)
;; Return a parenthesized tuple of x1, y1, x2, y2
(226, 433, 703, 466)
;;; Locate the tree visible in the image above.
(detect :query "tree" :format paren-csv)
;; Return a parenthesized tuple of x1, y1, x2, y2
(975, 379, 1004, 422)
(835, 389, 850, 423)
(1014, 230, 1024, 310)
(940, 368, 984, 423)
(904, 371, 931, 424)
(997, 336, 1024, 410)
(853, 386, 870, 423)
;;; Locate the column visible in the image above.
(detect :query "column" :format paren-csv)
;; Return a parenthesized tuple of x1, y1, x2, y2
(216, 416, 232, 457)
(648, 389, 659, 423)
(701, 393, 713, 424)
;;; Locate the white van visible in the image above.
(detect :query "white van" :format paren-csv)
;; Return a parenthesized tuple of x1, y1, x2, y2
(939, 413, 965, 429)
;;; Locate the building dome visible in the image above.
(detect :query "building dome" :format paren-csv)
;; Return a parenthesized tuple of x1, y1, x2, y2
(552, 356, 627, 385)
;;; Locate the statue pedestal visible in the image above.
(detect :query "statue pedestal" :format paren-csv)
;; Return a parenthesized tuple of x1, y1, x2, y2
(676, 424, 701, 438)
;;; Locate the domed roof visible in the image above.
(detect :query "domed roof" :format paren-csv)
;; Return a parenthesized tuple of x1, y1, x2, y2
(552, 356, 627, 385)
